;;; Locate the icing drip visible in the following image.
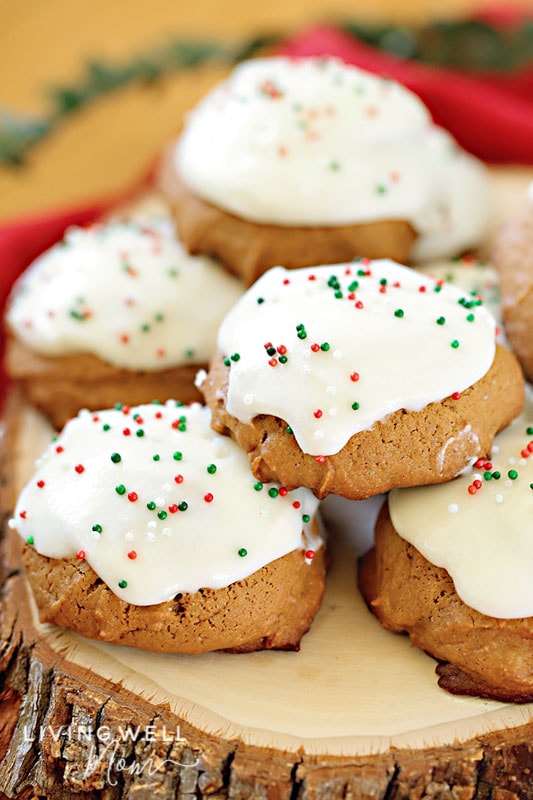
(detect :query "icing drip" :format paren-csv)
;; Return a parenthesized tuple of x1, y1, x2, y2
(11, 402, 321, 605)
(6, 219, 243, 370)
(215, 260, 496, 456)
(176, 56, 492, 261)
(389, 388, 533, 619)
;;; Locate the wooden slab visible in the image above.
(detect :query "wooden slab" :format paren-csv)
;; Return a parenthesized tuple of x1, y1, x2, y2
(1, 168, 533, 798)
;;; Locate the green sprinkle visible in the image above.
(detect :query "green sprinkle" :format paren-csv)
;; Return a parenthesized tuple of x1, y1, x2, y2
(451, 339, 460, 349)
(158, 510, 167, 520)
(530, 483, 533, 490)
(141, 323, 150, 333)
(508, 469, 518, 480)
(147, 501, 156, 510)
(279, 355, 288, 364)
(348, 280, 359, 291)
(268, 487, 279, 498)
(352, 402, 360, 410)
(173, 451, 183, 461)
(492, 471, 501, 480)
(266, 346, 276, 356)
(136, 429, 144, 437)
(253, 482, 263, 491)
(466, 313, 475, 322)
(320, 342, 330, 351)
(380, 278, 387, 286)
(207, 463, 217, 474)
(433, 285, 443, 293)
(329, 161, 340, 171)
(302, 514, 311, 523)
(103, 424, 111, 432)
(114, 403, 123, 410)
(257, 297, 265, 304)
(286, 426, 293, 434)
(26, 536, 34, 546)
(484, 471, 493, 480)
(436, 316, 446, 325)
(178, 501, 188, 512)
(155, 313, 164, 322)
(185, 348, 194, 358)
(527, 427, 533, 436)
(394, 308, 404, 318)
(118, 580, 128, 589)
(334, 290, 343, 299)
(69, 309, 86, 321)
(110, 452, 122, 463)
(376, 184, 387, 194)
(297, 330, 307, 340)
(92, 524, 103, 533)
(238, 548, 248, 558)
(152, 454, 160, 461)
(230, 353, 240, 362)
(223, 357, 231, 367)
(115, 484, 126, 495)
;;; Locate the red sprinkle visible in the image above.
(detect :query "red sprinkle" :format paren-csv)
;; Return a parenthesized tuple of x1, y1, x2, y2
(475, 458, 485, 468)
(315, 455, 326, 464)
(269, 357, 278, 367)
(174, 474, 184, 484)
(127, 550, 137, 560)
(55, 445, 64, 454)
(473, 479, 482, 490)
(314, 409, 323, 419)
(292, 501, 301, 509)
(277, 345, 287, 355)
(452, 392, 461, 401)
(168, 504, 179, 513)
(123, 428, 131, 436)
(418, 285, 427, 293)
(350, 372, 360, 382)
(36, 480, 45, 488)
(74, 464, 85, 474)
(279, 487, 288, 497)
(311, 343, 320, 352)
(19, 511, 27, 519)
(283, 278, 290, 285)
(76, 550, 86, 560)
(204, 493, 214, 503)
(305, 549, 316, 560)
(127, 492, 138, 503)
(355, 300, 364, 309)
(468, 485, 477, 495)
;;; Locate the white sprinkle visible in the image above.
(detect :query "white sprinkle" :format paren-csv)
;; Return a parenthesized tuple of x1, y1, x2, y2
(333, 349, 343, 359)
(243, 393, 254, 405)
(508, 456, 517, 465)
(495, 494, 504, 504)
(155, 496, 165, 507)
(326, 385, 336, 396)
(146, 531, 156, 541)
(314, 429, 324, 440)
(7, 518, 15, 529)
(162, 527, 172, 537)
(162, 483, 171, 493)
(447, 503, 459, 513)
(124, 531, 135, 542)
(148, 521, 157, 530)
(328, 408, 337, 416)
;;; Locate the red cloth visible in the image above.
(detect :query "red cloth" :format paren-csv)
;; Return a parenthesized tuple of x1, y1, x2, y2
(1, 15, 532, 401)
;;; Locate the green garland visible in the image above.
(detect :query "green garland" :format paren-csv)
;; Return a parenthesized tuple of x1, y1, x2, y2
(1, 18, 531, 166)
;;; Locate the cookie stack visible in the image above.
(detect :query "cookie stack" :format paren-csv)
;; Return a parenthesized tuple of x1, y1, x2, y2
(6, 57, 532, 698)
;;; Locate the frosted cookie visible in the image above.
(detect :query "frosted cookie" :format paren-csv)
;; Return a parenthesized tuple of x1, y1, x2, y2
(10, 401, 325, 654)
(160, 56, 492, 284)
(200, 259, 524, 500)
(492, 186, 533, 381)
(5, 220, 243, 428)
(359, 393, 533, 703)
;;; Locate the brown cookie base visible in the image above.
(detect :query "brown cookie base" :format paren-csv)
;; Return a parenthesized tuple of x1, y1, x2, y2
(5, 336, 205, 430)
(201, 344, 524, 500)
(21, 537, 326, 654)
(157, 153, 417, 286)
(492, 205, 533, 382)
(359, 504, 533, 703)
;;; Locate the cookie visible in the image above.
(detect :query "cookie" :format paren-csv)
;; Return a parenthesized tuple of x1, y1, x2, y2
(10, 401, 325, 653)
(492, 190, 533, 381)
(200, 260, 524, 499)
(160, 56, 492, 284)
(4, 218, 243, 428)
(359, 394, 533, 701)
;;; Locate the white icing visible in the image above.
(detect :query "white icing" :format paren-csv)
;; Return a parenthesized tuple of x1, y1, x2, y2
(6, 220, 243, 370)
(216, 260, 496, 456)
(176, 56, 492, 261)
(12, 402, 321, 606)
(416, 258, 506, 344)
(389, 388, 533, 619)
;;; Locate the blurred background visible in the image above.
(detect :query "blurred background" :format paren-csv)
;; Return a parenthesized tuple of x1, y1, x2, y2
(1, 0, 532, 221)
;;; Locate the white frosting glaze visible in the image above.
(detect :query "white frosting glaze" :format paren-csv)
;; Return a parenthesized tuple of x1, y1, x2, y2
(389, 388, 533, 619)
(6, 220, 243, 370)
(176, 56, 492, 261)
(214, 260, 497, 456)
(10, 402, 321, 605)
(417, 257, 506, 344)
